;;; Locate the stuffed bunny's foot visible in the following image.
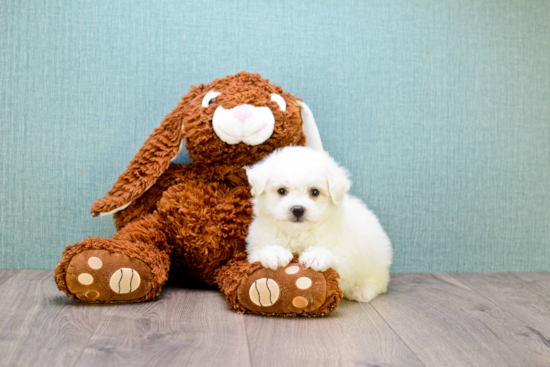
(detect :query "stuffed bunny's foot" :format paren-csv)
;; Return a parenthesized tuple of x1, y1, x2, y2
(55, 238, 170, 303)
(217, 254, 343, 317)
(64, 249, 154, 302)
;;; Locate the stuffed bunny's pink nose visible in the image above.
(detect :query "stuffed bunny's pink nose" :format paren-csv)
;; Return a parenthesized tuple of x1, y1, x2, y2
(232, 104, 255, 122)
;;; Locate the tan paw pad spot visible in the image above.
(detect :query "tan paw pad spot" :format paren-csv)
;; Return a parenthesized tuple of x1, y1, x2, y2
(249, 278, 280, 307)
(285, 265, 300, 274)
(292, 296, 308, 308)
(87, 256, 103, 269)
(78, 273, 93, 285)
(109, 268, 141, 294)
(296, 277, 312, 289)
(85, 290, 100, 299)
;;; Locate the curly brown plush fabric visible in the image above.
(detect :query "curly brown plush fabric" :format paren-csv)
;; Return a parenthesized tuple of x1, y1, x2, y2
(55, 72, 343, 316)
(91, 72, 305, 217)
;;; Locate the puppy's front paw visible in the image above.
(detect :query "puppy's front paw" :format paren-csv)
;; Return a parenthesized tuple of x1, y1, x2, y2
(250, 245, 293, 271)
(299, 247, 336, 272)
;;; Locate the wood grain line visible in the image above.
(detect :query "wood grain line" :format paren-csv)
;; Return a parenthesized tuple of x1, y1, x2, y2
(244, 299, 425, 367)
(0, 270, 106, 367)
(370, 273, 550, 367)
(369, 298, 427, 366)
(450, 273, 550, 348)
(0, 269, 18, 287)
(73, 286, 252, 367)
(515, 272, 550, 301)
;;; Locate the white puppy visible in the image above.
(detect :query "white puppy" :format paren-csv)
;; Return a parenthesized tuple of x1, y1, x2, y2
(245, 146, 392, 302)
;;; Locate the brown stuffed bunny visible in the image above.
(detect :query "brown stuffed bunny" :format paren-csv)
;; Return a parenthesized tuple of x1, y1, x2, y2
(54, 72, 343, 316)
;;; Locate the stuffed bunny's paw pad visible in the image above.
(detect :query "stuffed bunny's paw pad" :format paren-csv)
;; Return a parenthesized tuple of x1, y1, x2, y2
(238, 263, 329, 315)
(65, 250, 153, 302)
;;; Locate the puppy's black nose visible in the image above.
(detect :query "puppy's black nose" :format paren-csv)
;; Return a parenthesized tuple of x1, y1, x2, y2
(291, 205, 305, 218)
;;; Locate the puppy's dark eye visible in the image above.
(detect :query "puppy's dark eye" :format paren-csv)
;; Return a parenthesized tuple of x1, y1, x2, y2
(208, 98, 215, 105)
(310, 189, 320, 197)
(278, 188, 287, 195)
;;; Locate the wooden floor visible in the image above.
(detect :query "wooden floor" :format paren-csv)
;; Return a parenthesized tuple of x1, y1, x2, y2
(0, 270, 549, 367)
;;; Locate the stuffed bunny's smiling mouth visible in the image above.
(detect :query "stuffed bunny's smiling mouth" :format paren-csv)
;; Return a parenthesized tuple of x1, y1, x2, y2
(218, 124, 268, 140)
(212, 105, 275, 146)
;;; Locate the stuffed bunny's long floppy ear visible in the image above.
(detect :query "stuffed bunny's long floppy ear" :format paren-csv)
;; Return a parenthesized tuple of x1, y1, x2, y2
(296, 101, 323, 151)
(91, 106, 186, 217)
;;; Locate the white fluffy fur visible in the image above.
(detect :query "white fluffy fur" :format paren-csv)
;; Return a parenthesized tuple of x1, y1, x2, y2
(245, 146, 393, 302)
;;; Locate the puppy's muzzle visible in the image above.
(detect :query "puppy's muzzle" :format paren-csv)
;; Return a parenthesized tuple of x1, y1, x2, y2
(291, 205, 305, 220)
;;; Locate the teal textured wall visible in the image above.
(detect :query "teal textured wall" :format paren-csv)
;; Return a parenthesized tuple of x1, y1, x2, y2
(1, 1, 549, 272)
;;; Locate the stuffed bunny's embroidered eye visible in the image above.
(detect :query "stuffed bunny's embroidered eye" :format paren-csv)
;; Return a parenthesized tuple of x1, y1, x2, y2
(202, 91, 221, 107)
(270, 94, 286, 111)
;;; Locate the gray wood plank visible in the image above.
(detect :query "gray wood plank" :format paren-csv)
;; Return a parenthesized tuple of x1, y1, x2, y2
(515, 272, 550, 300)
(451, 273, 550, 340)
(244, 299, 425, 367)
(74, 286, 251, 367)
(371, 273, 550, 367)
(0, 269, 18, 286)
(0, 270, 106, 367)
(3, 271, 548, 367)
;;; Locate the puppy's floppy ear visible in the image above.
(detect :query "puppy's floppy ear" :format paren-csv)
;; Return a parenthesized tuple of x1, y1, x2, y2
(245, 158, 272, 196)
(90, 94, 194, 217)
(296, 101, 323, 151)
(326, 160, 351, 205)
